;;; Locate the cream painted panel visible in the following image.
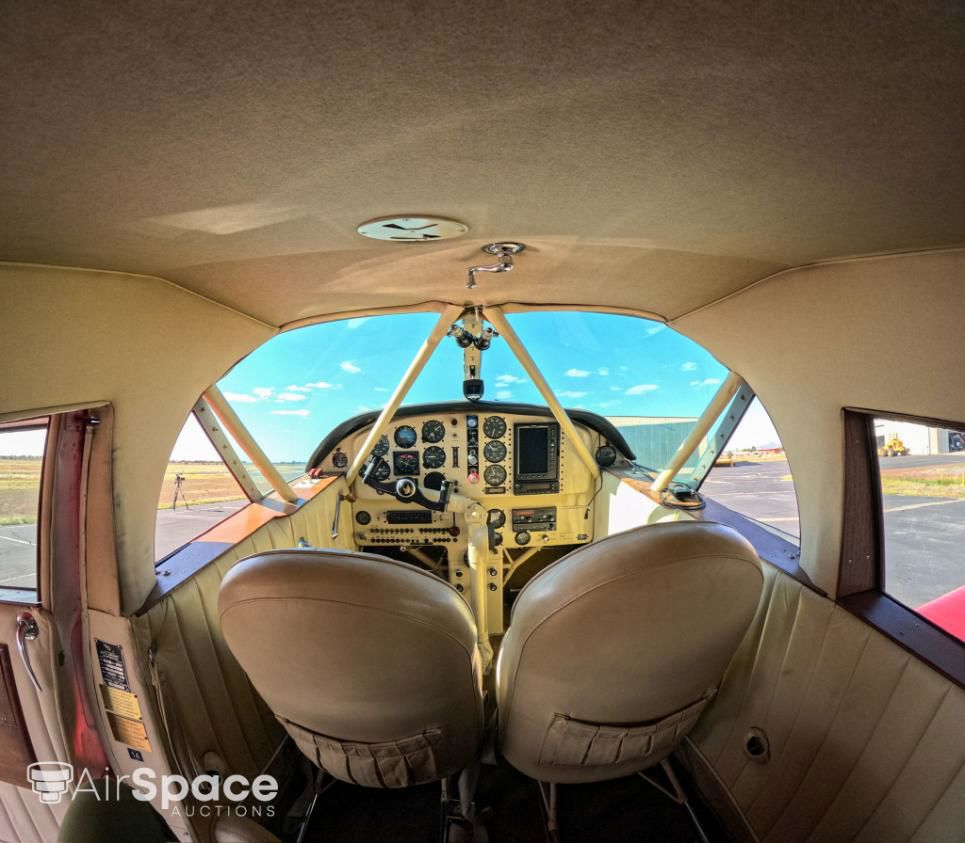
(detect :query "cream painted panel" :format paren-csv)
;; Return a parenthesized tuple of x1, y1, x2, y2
(592, 473, 696, 538)
(686, 565, 965, 843)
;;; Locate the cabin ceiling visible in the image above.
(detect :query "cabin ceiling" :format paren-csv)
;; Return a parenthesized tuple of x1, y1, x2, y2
(2, 2, 963, 326)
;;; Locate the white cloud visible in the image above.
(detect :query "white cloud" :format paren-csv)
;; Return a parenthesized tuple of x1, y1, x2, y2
(619, 365, 629, 372)
(597, 367, 609, 376)
(276, 392, 308, 402)
(557, 390, 588, 398)
(341, 360, 362, 374)
(305, 380, 337, 389)
(252, 386, 274, 400)
(496, 389, 513, 400)
(356, 404, 374, 413)
(625, 384, 659, 395)
(680, 361, 698, 372)
(565, 368, 591, 378)
(645, 325, 666, 336)
(596, 400, 621, 408)
(284, 384, 312, 392)
(271, 409, 309, 417)
(496, 374, 525, 384)
(373, 386, 389, 393)
(223, 391, 258, 403)
(610, 386, 623, 392)
(345, 317, 369, 329)
(691, 378, 722, 388)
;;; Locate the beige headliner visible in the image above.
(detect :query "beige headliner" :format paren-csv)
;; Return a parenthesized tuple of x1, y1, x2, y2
(2, 3, 964, 325)
(2, 4, 965, 612)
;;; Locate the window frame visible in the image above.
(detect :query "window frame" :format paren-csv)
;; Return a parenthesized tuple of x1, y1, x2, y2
(0, 416, 50, 603)
(839, 408, 964, 688)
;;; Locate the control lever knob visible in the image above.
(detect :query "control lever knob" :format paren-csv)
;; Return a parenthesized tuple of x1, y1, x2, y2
(467, 469, 480, 484)
(467, 453, 478, 466)
(395, 478, 417, 499)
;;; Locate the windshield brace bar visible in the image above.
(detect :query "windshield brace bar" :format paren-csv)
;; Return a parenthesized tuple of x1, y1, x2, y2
(651, 371, 744, 493)
(484, 307, 601, 481)
(344, 304, 465, 487)
(690, 381, 755, 487)
(193, 398, 264, 502)
(203, 385, 299, 504)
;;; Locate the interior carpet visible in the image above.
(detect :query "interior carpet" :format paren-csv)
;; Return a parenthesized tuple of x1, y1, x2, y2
(302, 762, 727, 842)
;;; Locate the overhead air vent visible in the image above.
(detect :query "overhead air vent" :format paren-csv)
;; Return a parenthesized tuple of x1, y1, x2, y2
(356, 216, 468, 242)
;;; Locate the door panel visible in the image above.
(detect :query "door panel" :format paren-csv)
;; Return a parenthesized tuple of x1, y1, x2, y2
(682, 564, 965, 842)
(0, 606, 69, 842)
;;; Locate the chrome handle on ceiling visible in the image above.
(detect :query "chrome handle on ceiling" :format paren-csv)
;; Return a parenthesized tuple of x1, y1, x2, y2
(15, 611, 41, 692)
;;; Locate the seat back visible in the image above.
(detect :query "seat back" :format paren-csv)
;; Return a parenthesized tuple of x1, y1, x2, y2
(496, 522, 763, 784)
(219, 549, 484, 788)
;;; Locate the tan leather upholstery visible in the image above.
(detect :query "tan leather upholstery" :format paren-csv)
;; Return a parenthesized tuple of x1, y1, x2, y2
(682, 564, 965, 843)
(496, 521, 763, 784)
(219, 549, 484, 789)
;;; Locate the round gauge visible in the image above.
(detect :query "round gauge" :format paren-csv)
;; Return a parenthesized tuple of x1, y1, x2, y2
(483, 416, 507, 438)
(394, 451, 419, 475)
(394, 425, 418, 448)
(372, 460, 391, 481)
(483, 440, 507, 463)
(595, 444, 618, 467)
(372, 435, 389, 457)
(423, 446, 446, 469)
(332, 450, 348, 469)
(488, 508, 506, 529)
(421, 419, 445, 443)
(424, 471, 446, 491)
(355, 510, 371, 525)
(515, 530, 531, 546)
(484, 464, 507, 486)
(466, 416, 478, 428)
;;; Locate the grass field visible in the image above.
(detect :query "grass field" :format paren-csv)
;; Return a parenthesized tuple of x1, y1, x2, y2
(0, 458, 306, 523)
(880, 463, 965, 499)
(0, 458, 42, 525)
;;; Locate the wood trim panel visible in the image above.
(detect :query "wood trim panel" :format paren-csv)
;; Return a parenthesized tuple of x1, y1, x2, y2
(839, 407, 963, 689)
(0, 644, 36, 785)
(838, 411, 883, 597)
(840, 591, 964, 688)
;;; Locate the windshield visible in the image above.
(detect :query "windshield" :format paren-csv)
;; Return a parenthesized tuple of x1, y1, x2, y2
(216, 310, 729, 472)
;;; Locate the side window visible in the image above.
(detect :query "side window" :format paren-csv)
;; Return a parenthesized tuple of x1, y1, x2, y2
(874, 417, 965, 641)
(0, 419, 48, 593)
(702, 398, 800, 543)
(155, 413, 250, 561)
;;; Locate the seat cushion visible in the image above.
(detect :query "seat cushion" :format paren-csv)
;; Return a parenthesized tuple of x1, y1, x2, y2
(219, 549, 485, 786)
(496, 521, 763, 783)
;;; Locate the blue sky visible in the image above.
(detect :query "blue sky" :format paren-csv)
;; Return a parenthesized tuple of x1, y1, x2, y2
(209, 311, 738, 462)
(0, 311, 779, 461)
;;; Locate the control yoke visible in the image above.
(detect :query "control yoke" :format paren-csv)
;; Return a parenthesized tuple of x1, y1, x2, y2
(361, 456, 454, 512)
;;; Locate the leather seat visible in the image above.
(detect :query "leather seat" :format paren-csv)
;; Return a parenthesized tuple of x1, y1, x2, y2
(219, 549, 485, 789)
(496, 521, 763, 784)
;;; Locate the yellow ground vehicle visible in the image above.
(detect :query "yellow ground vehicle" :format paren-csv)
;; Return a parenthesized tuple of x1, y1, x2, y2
(878, 436, 909, 457)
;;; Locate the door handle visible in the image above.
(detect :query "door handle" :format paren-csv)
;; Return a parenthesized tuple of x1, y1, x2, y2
(16, 612, 41, 692)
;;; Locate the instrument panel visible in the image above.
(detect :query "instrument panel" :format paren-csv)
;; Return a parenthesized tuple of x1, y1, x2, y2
(315, 406, 627, 633)
(321, 409, 599, 545)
